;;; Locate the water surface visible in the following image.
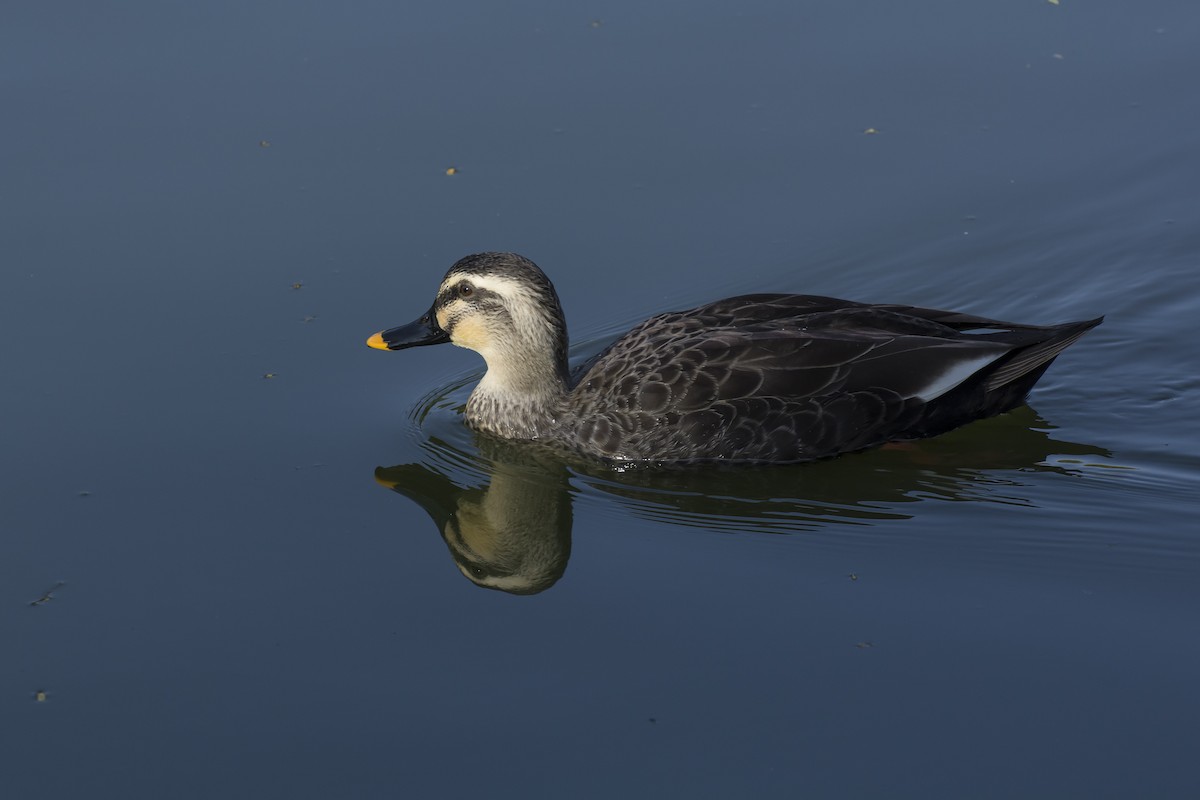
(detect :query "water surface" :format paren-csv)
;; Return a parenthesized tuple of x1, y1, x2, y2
(4, 2, 1199, 797)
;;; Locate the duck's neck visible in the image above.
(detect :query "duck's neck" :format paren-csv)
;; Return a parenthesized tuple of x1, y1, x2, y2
(464, 346, 570, 440)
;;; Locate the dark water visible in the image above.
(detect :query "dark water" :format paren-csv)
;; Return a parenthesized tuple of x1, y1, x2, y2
(4, 1, 1199, 797)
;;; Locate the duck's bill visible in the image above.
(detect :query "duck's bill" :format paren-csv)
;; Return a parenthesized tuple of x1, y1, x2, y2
(366, 313, 450, 351)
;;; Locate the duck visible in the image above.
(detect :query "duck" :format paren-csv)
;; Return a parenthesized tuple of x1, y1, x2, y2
(367, 252, 1102, 465)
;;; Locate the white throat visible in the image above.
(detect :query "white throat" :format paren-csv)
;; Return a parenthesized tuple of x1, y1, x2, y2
(462, 338, 567, 440)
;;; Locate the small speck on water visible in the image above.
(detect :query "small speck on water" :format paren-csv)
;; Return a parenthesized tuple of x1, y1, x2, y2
(445, 167, 458, 176)
(259, 139, 271, 148)
(35, 690, 48, 702)
(263, 372, 277, 380)
(856, 641, 874, 649)
(847, 573, 859, 581)
(291, 282, 303, 290)
(78, 491, 91, 498)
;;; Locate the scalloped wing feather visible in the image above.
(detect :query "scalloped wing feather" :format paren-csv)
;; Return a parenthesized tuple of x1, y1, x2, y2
(564, 296, 1100, 463)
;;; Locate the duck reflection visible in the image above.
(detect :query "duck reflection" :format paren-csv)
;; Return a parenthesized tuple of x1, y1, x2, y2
(375, 406, 1109, 595)
(376, 443, 572, 595)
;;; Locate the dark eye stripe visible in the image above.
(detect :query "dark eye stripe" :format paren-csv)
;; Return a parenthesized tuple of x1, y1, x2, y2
(439, 283, 497, 306)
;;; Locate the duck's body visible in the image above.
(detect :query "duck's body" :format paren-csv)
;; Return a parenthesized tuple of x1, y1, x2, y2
(368, 253, 1102, 465)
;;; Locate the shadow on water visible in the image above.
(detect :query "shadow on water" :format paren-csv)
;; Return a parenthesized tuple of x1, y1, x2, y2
(375, 404, 1110, 595)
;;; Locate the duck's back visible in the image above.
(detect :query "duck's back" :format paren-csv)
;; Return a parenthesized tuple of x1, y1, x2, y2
(561, 294, 1101, 464)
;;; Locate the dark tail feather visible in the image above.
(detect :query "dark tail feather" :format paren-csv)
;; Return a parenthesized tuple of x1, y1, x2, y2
(985, 316, 1104, 392)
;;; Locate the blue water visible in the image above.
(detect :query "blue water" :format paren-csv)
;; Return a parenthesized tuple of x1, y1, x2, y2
(3, 2, 1199, 797)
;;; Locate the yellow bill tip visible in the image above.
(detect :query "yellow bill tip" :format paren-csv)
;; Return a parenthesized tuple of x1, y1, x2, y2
(373, 471, 399, 490)
(366, 331, 388, 350)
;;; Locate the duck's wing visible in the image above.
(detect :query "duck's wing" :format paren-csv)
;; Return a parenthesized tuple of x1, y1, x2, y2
(568, 294, 854, 384)
(569, 298, 1101, 463)
(671, 292, 1078, 335)
(577, 300, 1021, 405)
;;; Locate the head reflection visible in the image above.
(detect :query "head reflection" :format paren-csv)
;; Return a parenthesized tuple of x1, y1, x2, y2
(375, 406, 1109, 596)
(375, 448, 571, 595)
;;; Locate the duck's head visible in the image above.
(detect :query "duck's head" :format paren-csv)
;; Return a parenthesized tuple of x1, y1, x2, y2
(367, 252, 570, 388)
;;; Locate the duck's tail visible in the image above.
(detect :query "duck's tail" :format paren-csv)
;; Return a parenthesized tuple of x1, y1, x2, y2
(984, 316, 1104, 392)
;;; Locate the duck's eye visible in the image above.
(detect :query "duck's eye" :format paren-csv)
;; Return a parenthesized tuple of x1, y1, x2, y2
(458, 283, 474, 298)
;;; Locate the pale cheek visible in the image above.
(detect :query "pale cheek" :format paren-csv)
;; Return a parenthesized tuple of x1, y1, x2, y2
(450, 316, 489, 352)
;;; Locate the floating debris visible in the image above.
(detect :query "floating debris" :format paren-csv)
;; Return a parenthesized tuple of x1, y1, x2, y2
(302, 315, 317, 323)
(855, 641, 874, 649)
(262, 372, 277, 380)
(445, 167, 458, 176)
(30, 582, 66, 607)
(259, 140, 271, 148)
(863, 127, 879, 135)
(847, 573, 858, 582)
(35, 690, 48, 703)
(291, 282, 303, 290)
